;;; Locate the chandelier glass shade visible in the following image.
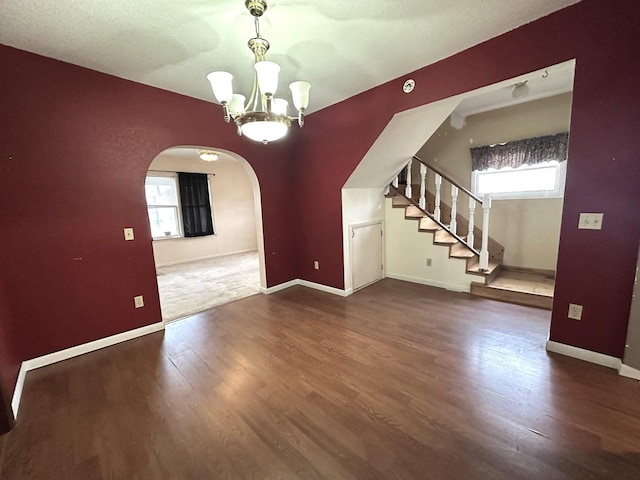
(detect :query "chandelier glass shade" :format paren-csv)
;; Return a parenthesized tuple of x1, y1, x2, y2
(207, 0, 311, 144)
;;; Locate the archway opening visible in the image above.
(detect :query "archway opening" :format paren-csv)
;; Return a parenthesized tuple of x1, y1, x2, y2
(145, 146, 266, 322)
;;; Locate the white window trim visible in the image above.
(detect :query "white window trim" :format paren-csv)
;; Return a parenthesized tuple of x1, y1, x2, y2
(471, 161, 566, 201)
(146, 172, 184, 240)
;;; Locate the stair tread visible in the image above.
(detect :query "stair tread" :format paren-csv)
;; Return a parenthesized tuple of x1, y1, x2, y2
(419, 217, 441, 231)
(450, 242, 476, 258)
(470, 282, 553, 310)
(434, 230, 457, 244)
(486, 271, 555, 297)
(466, 259, 501, 276)
(405, 205, 426, 218)
(392, 195, 412, 207)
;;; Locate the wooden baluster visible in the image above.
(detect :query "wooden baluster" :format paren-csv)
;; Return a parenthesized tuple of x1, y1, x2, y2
(392, 174, 399, 189)
(434, 174, 442, 221)
(467, 197, 476, 249)
(450, 186, 458, 235)
(479, 195, 492, 271)
(419, 164, 427, 210)
(384, 184, 390, 195)
(405, 159, 413, 199)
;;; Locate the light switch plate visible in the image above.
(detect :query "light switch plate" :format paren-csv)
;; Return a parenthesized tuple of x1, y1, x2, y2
(124, 228, 135, 240)
(578, 213, 603, 230)
(314, 261, 319, 270)
(134, 295, 144, 308)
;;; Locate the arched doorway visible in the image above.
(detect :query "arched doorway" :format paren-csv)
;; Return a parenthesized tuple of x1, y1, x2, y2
(145, 146, 267, 322)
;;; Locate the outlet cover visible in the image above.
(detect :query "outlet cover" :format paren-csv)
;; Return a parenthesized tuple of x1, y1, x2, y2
(314, 261, 319, 270)
(134, 295, 144, 308)
(568, 303, 583, 320)
(124, 228, 135, 241)
(426, 258, 432, 267)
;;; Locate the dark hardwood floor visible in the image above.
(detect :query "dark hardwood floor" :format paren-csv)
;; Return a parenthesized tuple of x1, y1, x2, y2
(1, 279, 639, 479)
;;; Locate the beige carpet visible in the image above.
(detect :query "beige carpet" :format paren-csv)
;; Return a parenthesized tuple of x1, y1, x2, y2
(156, 251, 260, 323)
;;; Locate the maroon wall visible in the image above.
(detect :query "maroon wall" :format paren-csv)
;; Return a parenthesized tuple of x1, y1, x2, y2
(0, 45, 300, 429)
(1, 0, 639, 434)
(294, 0, 640, 357)
(0, 277, 17, 433)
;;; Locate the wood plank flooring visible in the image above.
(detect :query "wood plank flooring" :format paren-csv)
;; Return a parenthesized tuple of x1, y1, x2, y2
(1, 279, 639, 479)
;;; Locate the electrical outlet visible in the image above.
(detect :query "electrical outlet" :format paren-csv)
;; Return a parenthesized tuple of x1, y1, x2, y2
(578, 213, 604, 230)
(314, 261, 319, 270)
(124, 228, 135, 241)
(568, 303, 583, 320)
(426, 258, 432, 267)
(134, 295, 144, 308)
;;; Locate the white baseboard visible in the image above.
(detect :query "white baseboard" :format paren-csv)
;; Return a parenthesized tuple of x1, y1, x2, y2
(155, 249, 257, 268)
(619, 364, 640, 380)
(386, 273, 471, 293)
(11, 321, 165, 418)
(298, 280, 352, 297)
(545, 340, 622, 369)
(260, 279, 352, 297)
(260, 279, 299, 294)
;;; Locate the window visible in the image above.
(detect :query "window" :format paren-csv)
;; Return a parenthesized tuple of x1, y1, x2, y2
(471, 161, 566, 200)
(469, 132, 569, 200)
(145, 174, 182, 239)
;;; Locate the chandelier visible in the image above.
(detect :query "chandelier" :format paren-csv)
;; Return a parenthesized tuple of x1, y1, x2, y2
(207, 0, 311, 144)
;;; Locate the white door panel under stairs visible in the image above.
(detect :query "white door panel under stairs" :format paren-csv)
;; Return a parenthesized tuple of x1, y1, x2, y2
(351, 222, 383, 291)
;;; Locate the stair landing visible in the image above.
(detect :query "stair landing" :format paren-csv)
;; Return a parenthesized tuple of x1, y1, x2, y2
(470, 269, 555, 310)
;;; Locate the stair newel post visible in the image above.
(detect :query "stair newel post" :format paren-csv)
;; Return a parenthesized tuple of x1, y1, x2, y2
(384, 184, 390, 195)
(450, 186, 458, 235)
(434, 174, 442, 222)
(479, 195, 492, 271)
(419, 163, 427, 210)
(404, 160, 413, 199)
(467, 197, 476, 249)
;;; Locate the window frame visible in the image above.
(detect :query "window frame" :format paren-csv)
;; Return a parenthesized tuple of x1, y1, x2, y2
(145, 172, 184, 240)
(471, 161, 567, 201)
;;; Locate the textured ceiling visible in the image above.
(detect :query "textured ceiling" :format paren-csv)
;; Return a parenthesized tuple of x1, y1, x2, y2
(0, 0, 580, 113)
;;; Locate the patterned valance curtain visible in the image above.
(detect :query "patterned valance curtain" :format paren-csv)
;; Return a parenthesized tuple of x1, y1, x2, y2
(470, 132, 569, 172)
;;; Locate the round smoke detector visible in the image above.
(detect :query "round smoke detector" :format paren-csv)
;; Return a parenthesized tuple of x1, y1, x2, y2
(403, 79, 415, 94)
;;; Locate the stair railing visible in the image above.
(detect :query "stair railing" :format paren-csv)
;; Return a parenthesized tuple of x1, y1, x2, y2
(390, 155, 492, 271)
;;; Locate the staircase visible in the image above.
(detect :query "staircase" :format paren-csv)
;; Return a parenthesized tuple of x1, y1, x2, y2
(387, 156, 553, 309)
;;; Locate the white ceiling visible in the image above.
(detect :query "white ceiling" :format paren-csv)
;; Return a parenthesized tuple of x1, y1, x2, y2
(453, 61, 575, 119)
(0, 0, 580, 114)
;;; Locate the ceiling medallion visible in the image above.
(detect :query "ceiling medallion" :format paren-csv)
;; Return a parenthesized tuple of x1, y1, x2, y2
(207, 0, 311, 144)
(403, 79, 415, 94)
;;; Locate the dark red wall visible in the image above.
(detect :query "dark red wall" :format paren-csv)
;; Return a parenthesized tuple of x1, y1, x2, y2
(294, 0, 640, 357)
(0, 277, 17, 433)
(1, 0, 639, 434)
(0, 45, 299, 428)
